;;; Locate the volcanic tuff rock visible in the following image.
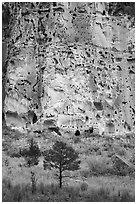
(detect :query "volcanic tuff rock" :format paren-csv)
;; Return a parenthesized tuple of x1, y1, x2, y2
(3, 2, 135, 135)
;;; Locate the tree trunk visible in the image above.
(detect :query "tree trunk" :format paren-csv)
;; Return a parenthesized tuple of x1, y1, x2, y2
(59, 165, 62, 188)
(31, 171, 37, 194)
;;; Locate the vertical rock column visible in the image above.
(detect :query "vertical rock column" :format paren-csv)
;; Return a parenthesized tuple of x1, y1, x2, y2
(4, 3, 42, 129)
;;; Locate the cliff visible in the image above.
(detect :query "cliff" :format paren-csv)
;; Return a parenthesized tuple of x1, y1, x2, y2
(2, 2, 135, 135)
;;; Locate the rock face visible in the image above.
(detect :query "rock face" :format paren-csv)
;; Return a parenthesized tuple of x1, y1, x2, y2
(3, 2, 135, 135)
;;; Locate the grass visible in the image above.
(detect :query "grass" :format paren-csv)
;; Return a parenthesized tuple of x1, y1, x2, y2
(2, 177, 135, 202)
(2, 126, 135, 201)
(2, 153, 135, 201)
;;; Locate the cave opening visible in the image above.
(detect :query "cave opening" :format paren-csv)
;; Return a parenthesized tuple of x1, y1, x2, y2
(75, 129, 80, 136)
(33, 113, 38, 124)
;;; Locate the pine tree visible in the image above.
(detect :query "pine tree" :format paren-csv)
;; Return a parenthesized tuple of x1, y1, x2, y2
(43, 141, 80, 188)
(21, 138, 41, 193)
(21, 138, 41, 167)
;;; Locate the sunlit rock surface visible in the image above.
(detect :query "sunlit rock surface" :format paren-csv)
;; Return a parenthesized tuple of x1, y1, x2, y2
(3, 2, 135, 135)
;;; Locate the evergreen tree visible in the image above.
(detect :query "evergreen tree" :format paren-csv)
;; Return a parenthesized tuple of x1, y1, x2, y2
(21, 138, 41, 193)
(43, 141, 80, 188)
(21, 138, 41, 167)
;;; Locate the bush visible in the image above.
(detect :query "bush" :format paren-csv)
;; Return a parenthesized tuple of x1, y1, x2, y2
(73, 136, 81, 143)
(21, 138, 41, 167)
(66, 186, 80, 199)
(38, 182, 45, 194)
(120, 189, 135, 202)
(50, 183, 60, 195)
(87, 156, 113, 176)
(111, 156, 134, 176)
(80, 182, 88, 192)
(107, 150, 115, 157)
(130, 152, 135, 165)
(2, 178, 12, 190)
(93, 145, 100, 152)
(96, 187, 110, 200)
(9, 149, 22, 158)
(83, 187, 134, 202)
(80, 170, 90, 178)
(11, 185, 22, 202)
(96, 149, 102, 155)
(2, 179, 31, 202)
(115, 146, 127, 156)
(88, 159, 106, 176)
(37, 183, 59, 196)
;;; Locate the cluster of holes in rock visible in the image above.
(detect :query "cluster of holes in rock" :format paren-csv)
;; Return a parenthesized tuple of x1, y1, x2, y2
(3, 2, 135, 132)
